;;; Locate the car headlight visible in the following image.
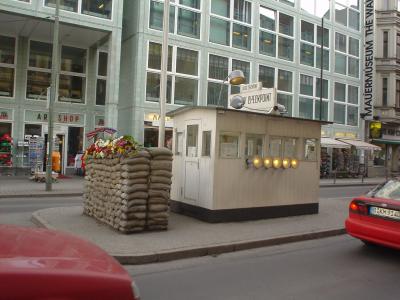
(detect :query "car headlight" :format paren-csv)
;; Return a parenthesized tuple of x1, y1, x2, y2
(131, 281, 141, 300)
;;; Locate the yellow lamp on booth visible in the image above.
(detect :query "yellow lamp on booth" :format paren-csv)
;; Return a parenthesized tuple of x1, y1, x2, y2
(282, 158, 290, 169)
(291, 159, 299, 169)
(273, 158, 282, 169)
(252, 156, 263, 168)
(263, 157, 272, 168)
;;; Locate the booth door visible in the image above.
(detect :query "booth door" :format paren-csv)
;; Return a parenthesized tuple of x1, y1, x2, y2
(184, 121, 201, 202)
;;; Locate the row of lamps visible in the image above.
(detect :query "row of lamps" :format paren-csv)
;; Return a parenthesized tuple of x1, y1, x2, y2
(246, 156, 299, 169)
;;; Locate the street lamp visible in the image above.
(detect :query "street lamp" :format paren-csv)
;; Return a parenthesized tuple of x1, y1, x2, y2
(217, 70, 246, 107)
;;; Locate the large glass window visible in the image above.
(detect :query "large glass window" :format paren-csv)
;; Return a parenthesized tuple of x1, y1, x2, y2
(278, 37, 294, 61)
(335, 0, 360, 31)
(0, 35, 16, 98)
(260, 6, 275, 31)
(301, 0, 330, 19)
(279, 13, 293, 36)
(259, 31, 276, 57)
(300, 21, 329, 70)
(150, 0, 200, 39)
(277, 69, 292, 92)
(335, 53, 347, 75)
(81, 0, 112, 19)
(210, 0, 252, 51)
(96, 52, 107, 105)
(299, 97, 314, 119)
(45, 0, 78, 12)
(146, 42, 199, 105)
(300, 74, 329, 121)
(333, 81, 359, 126)
(259, 65, 274, 88)
(277, 93, 292, 116)
(335, 33, 360, 78)
(300, 74, 313, 96)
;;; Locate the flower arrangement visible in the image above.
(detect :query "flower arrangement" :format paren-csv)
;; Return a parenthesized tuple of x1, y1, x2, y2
(84, 135, 141, 160)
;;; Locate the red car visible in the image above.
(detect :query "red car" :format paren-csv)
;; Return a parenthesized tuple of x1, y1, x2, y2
(0, 225, 140, 300)
(345, 179, 400, 250)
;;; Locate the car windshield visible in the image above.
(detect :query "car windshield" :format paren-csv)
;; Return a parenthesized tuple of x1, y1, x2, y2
(367, 179, 400, 201)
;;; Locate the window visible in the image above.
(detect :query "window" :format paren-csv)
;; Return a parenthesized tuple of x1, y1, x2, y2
(269, 137, 282, 157)
(150, 0, 201, 39)
(96, 52, 107, 105)
(301, 0, 330, 19)
(0, 36, 16, 98)
(25, 124, 42, 137)
(280, 0, 294, 7)
(304, 139, 317, 161)
(397, 80, 400, 108)
(299, 74, 329, 121)
(219, 133, 239, 158)
(202, 131, 212, 156)
(335, 0, 360, 31)
(333, 82, 359, 126)
(81, 0, 112, 19)
(259, 65, 274, 88)
(283, 138, 297, 158)
(300, 21, 329, 70)
(277, 69, 293, 116)
(59, 45, 87, 103)
(186, 124, 199, 157)
(45, 0, 78, 12)
(27, 41, 52, 100)
(383, 78, 388, 106)
(245, 134, 263, 157)
(259, 8, 294, 61)
(147, 42, 199, 106)
(397, 32, 400, 60)
(207, 54, 249, 106)
(210, 0, 252, 51)
(335, 33, 359, 78)
(383, 31, 389, 58)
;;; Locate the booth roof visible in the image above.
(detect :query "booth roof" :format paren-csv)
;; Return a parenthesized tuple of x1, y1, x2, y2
(166, 106, 332, 125)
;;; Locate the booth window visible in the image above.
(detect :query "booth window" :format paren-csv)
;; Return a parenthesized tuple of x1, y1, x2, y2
(219, 133, 239, 158)
(186, 124, 198, 157)
(269, 137, 282, 157)
(304, 138, 317, 161)
(175, 132, 183, 155)
(284, 138, 297, 158)
(245, 134, 263, 157)
(202, 131, 212, 157)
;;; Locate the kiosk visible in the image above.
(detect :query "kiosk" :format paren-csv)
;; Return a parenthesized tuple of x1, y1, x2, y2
(168, 106, 328, 223)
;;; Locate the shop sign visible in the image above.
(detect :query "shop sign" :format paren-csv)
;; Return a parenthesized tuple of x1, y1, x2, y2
(0, 108, 13, 121)
(363, 0, 374, 119)
(25, 110, 84, 126)
(240, 82, 262, 93)
(335, 132, 357, 139)
(144, 113, 173, 127)
(95, 116, 105, 127)
(381, 127, 400, 140)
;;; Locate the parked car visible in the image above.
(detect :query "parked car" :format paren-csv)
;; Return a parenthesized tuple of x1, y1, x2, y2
(0, 224, 140, 300)
(345, 179, 400, 250)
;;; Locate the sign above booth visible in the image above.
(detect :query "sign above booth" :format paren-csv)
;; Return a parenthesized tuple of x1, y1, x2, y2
(25, 110, 84, 126)
(228, 85, 276, 113)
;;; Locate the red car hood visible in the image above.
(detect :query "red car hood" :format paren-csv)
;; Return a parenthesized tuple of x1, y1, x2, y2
(0, 224, 126, 275)
(0, 225, 136, 300)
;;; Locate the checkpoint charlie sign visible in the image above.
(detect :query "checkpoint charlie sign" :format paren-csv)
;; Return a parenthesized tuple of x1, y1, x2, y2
(228, 82, 276, 113)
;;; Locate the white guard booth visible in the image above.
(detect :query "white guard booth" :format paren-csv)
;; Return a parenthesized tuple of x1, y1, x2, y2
(168, 106, 327, 223)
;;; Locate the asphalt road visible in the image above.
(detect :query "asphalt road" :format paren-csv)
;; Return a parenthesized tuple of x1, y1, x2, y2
(126, 235, 400, 300)
(0, 196, 83, 226)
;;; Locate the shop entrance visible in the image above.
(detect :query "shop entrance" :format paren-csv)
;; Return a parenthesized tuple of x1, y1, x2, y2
(44, 134, 64, 174)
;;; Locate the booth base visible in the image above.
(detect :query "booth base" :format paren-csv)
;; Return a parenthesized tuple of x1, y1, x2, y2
(170, 200, 319, 223)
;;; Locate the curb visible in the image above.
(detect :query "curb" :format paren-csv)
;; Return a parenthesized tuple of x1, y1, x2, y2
(31, 210, 347, 265)
(320, 183, 381, 188)
(0, 193, 83, 199)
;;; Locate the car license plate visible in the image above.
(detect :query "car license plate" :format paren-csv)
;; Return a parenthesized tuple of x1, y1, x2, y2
(369, 206, 400, 221)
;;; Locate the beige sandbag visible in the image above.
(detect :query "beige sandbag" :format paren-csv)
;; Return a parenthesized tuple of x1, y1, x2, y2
(148, 204, 168, 212)
(150, 170, 172, 178)
(121, 171, 150, 179)
(147, 147, 173, 157)
(120, 157, 150, 166)
(121, 184, 148, 193)
(121, 178, 148, 185)
(148, 211, 169, 219)
(149, 183, 171, 190)
(148, 197, 169, 204)
(148, 190, 170, 199)
(152, 155, 173, 161)
(150, 161, 172, 171)
(120, 191, 148, 200)
(149, 176, 172, 185)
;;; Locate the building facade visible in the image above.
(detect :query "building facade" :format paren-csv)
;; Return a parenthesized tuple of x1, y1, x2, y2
(371, 0, 400, 175)
(119, 0, 364, 159)
(0, 0, 123, 174)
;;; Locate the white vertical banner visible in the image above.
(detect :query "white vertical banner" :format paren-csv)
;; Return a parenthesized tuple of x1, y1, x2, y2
(363, 0, 374, 120)
(46, 87, 51, 109)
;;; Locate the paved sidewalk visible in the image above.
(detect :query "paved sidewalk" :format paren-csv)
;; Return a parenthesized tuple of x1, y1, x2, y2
(32, 196, 351, 265)
(0, 175, 386, 198)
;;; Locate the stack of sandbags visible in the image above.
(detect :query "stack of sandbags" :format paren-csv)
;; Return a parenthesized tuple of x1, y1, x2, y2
(83, 158, 94, 216)
(147, 147, 173, 231)
(116, 150, 151, 233)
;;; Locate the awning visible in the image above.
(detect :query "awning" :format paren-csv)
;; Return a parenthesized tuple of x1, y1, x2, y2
(321, 137, 351, 149)
(337, 139, 381, 151)
(372, 139, 400, 145)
